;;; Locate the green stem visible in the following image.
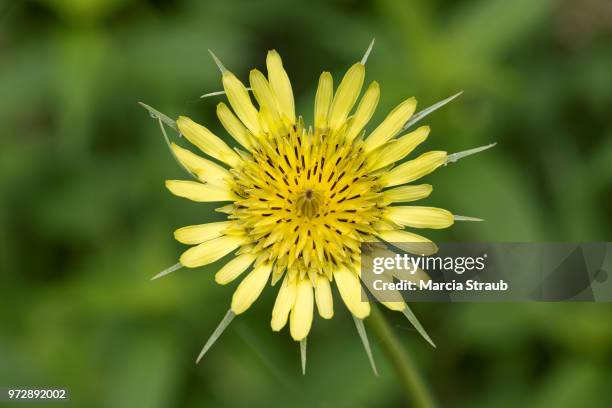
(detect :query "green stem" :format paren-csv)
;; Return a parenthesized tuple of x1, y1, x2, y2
(367, 305, 436, 408)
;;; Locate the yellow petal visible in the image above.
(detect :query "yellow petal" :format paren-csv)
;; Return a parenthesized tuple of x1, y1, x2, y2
(179, 235, 243, 268)
(391, 263, 430, 284)
(250, 69, 280, 118)
(258, 105, 278, 135)
(334, 266, 370, 319)
(380, 151, 447, 187)
(216, 103, 252, 149)
(271, 275, 297, 331)
(290, 278, 314, 340)
(385, 206, 454, 229)
(382, 300, 407, 311)
(314, 71, 333, 130)
(345, 81, 380, 141)
(174, 221, 231, 245)
(231, 262, 273, 314)
(369, 125, 430, 170)
(377, 230, 438, 256)
(366, 268, 407, 311)
(222, 71, 261, 135)
(381, 184, 433, 203)
(176, 116, 240, 167)
(314, 274, 333, 319)
(328, 63, 365, 131)
(266, 50, 295, 123)
(165, 180, 237, 202)
(215, 253, 257, 285)
(170, 143, 230, 183)
(364, 97, 417, 153)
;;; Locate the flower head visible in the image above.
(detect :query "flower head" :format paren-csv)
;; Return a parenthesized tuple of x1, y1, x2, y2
(142, 41, 493, 371)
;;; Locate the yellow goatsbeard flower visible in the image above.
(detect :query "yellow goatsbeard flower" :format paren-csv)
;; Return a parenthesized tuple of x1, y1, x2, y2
(143, 43, 493, 370)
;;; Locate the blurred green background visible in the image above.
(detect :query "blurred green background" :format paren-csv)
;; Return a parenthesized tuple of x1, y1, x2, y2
(2, 0, 612, 407)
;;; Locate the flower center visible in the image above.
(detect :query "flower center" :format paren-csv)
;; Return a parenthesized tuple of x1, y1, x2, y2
(296, 188, 323, 218)
(227, 121, 384, 280)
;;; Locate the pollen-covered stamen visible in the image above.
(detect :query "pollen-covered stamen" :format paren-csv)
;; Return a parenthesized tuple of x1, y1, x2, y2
(296, 188, 323, 218)
(228, 121, 383, 279)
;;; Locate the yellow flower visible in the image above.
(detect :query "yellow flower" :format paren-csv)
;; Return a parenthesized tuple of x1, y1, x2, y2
(141, 40, 494, 372)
